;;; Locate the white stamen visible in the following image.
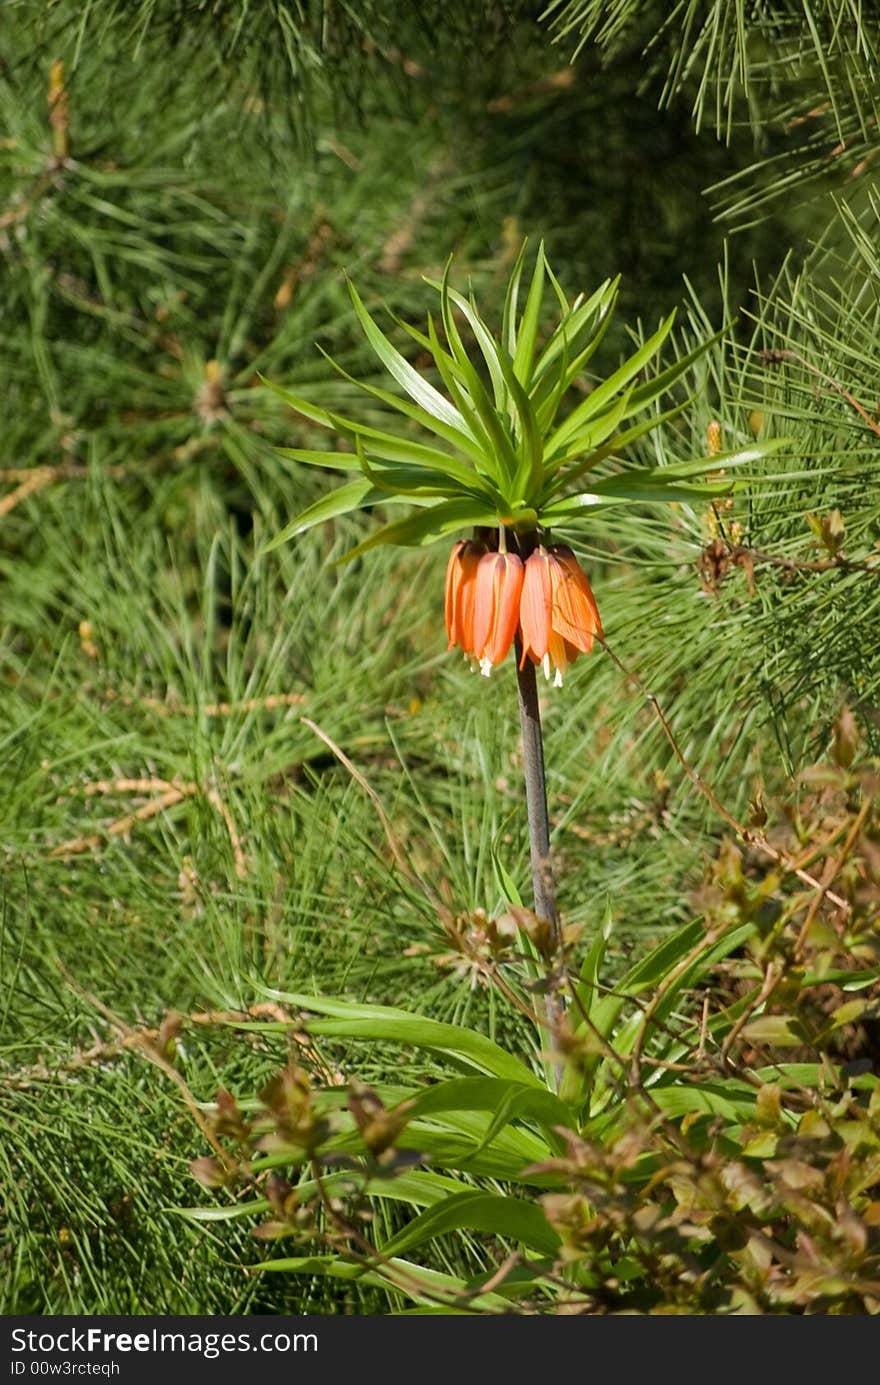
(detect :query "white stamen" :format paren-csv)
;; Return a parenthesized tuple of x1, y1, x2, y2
(479, 657, 494, 677)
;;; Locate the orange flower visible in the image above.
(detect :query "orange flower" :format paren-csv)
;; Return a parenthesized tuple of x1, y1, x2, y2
(519, 544, 602, 685)
(472, 550, 524, 675)
(445, 539, 485, 653)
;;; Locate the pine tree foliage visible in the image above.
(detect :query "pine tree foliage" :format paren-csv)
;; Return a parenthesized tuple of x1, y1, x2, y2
(546, 0, 880, 220)
(2, 0, 879, 1314)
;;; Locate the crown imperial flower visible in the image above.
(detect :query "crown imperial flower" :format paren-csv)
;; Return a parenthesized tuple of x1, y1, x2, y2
(445, 539, 485, 653)
(445, 537, 601, 685)
(472, 550, 524, 676)
(520, 544, 602, 686)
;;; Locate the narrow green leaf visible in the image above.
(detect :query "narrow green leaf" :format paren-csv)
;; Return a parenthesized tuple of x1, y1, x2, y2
(492, 850, 524, 907)
(405, 1076, 571, 1151)
(276, 447, 363, 470)
(544, 399, 692, 493)
(539, 477, 729, 520)
(501, 241, 528, 359)
(426, 310, 517, 488)
(306, 1016, 539, 1084)
(354, 439, 490, 501)
(348, 279, 475, 439)
(512, 243, 546, 387)
(174, 1169, 466, 1225)
(378, 1191, 560, 1259)
(317, 345, 491, 470)
(544, 384, 637, 477)
(261, 478, 376, 552)
(547, 311, 677, 456)
(253, 1254, 512, 1310)
(257, 991, 541, 1086)
(651, 437, 791, 481)
(532, 277, 619, 390)
(624, 324, 727, 414)
(337, 497, 501, 562)
(437, 269, 509, 418)
(265, 369, 487, 473)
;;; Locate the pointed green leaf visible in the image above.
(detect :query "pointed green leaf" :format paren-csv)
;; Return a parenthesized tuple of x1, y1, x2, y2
(652, 437, 790, 481)
(252, 990, 541, 1086)
(544, 399, 693, 494)
(512, 243, 546, 387)
(540, 475, 731, 519)
(262, 478, 377, 552)
(547, 311, 677, 455)
(316, 345, 491, 470)
(348, 278, 476, 440)
(378, 1191, 560, 1259)
(532, 276, 619, 390)
(276, 447, 363, 471)
(426, 310, 517, 489)
(501, 241, 528, 359)
(543, 384, 637, 480)
(337, 497, 501, 561)
(268, 373, 487, 481)
(437, 269, 509, 417)
(405, 1077, 571, 1152)
(624, 324, 727, 414)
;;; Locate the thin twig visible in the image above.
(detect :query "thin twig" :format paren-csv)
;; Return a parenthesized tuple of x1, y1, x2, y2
(598, 636, 851, 914)
(0, 467, 56, 517)
(107, 690, 306, 718)
(721, 960, 785, 1063)
(301, 716, 434, 905)
(52, 775, 247, 878)
(629, 926, 726, 1086)
(728, 543, 880, 577)
(52, 966, 231, 1166)
(793, 798, 869, 958)
(762, 347, 880, 441)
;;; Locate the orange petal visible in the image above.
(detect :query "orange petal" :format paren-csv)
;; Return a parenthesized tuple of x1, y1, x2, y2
(549, 544, 602, 653)
(444, 541, 465, 648)
(473, 552, 524, 671)
(446, 540, 484, 653)
(519, 550, 552, 668)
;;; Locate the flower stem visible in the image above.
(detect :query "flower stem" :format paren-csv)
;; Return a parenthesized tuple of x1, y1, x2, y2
(514, 633, 564, 1087)
(514, 644, 559, 939)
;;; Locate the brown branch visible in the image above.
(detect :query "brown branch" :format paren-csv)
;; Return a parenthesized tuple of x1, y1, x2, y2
(50, 969, 231, 1165)
(0, 467, 56, 517)
(721, 960, 785, 1063)
(728, 542, 880, 578)
(301, 717, 435, 906)
(793, 797, 870, 958)
(204, 786, 247, 881)
(108, 690, 306, 718)
(762, 347, 880, 441)
(52, 775, 247, 878)
(0, 1003, 301, 1091)
(598, 637, 851, 914)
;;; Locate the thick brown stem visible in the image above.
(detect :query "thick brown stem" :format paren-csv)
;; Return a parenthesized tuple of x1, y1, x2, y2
(515, 645, 559, 941)
(514, 633, 564, 1087)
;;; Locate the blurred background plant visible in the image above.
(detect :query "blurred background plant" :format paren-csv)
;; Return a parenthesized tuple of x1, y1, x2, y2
(1, 0, 879, 1313)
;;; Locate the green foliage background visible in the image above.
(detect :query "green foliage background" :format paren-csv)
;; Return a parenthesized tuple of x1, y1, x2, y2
(2, 0, 879, 1312)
